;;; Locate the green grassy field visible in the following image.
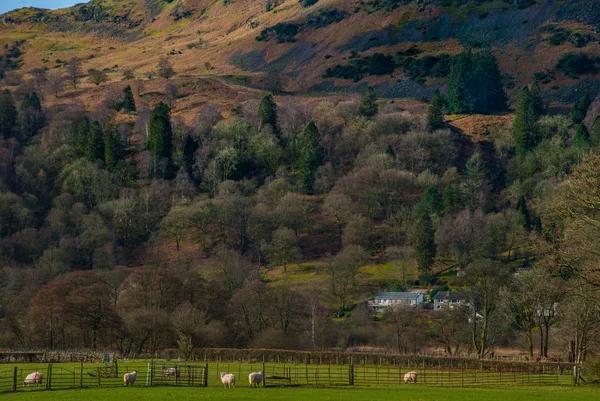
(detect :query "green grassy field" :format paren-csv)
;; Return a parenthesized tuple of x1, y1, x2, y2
(0, 360, 571, 390)
(2, 386, 600, 401)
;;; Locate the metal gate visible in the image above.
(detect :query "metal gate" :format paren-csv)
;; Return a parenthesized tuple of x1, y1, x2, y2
(149, 363, 208, 387)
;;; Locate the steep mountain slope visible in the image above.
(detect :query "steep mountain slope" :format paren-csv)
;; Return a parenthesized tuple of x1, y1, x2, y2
(1, 0, 599, 105)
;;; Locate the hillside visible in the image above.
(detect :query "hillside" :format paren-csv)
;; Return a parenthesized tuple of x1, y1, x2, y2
(0, 0, 599, 108)
(1, 0, 600, 363)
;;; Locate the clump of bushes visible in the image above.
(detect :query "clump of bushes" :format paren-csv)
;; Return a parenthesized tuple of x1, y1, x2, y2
(323, 52, 396, 81)
(299, 0, 318, 7)
(256, 23, 301, 42)
(400, 54, 453, 82)
(256, 8, 347, 42)
(556, 53, 600, 78)
(306, 9, 347, 28)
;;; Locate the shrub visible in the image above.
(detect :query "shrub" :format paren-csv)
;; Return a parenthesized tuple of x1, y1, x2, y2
(299, 0, 318, 7)
(556, 53, 600, 78)
(367, 53, 396, 76)
(306, 9, 347, 28)
(256, 23, 301, 42)
(323, 64, 364, 82)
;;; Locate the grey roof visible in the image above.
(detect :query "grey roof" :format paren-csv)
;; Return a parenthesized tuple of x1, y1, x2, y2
(433, 291, 468, 302)
(432, 291, 448, 301)
(373, 292, 421, 301)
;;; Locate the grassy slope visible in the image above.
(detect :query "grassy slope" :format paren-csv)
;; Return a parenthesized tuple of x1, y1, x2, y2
(0, 0, 597, 102)
(3, 386, 600, 401)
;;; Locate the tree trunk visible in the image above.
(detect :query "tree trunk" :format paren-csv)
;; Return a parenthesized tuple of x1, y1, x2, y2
(539, 324, 544, 358)
(526, 327, 533, 359)
(543, 323, 550, 358)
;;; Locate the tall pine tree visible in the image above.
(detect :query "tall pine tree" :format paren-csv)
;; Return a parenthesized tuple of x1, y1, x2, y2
(470, 50, 506, 114)
(359, 86, 378, 118)
(570, 95, 591, 124)
(426, 89, 446, 132)
(573, 123, 592, 149)
(447, 51, 474, 114)
(84, 120, 105, 162)
(415, 212, 436, 283)
(298, 121, 325, 194)
(0, 90, 17, 139)
(148, 102, 173, 160)
(105, 130, 124, 171)
(19, 91, 45, 139)
(447, 50, 506, 115)
(512, 86, 539, 156)
(75, 117, 90, 157)
(121, 85, 136, 113)
(258, 94, 279, 135)
(530, 80, 545, 118)
(516, 195, 531, 230)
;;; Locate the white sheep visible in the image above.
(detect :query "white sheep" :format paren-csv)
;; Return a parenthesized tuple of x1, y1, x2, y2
(23, 371, 43, 387)
(220, 372, 236, 388)
(248, 371, 263, 388)
(161, 366, 179, 379)
(123, 370, 138, 387)
(404, 371, 417, 383)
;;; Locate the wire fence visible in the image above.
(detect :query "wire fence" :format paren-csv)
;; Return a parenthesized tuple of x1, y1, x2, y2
(0, 358, 574, 393)
(0, 362, 208, 393)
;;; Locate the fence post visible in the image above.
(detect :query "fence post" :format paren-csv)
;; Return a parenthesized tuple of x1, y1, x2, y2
(12, 366, 17, 392)
(204, 363, 208, 387)
(349, 364, 354, 386)
(262, 362, 266, 388)
(97, 367, 101, 387)
(47, 363, 52, 390)
(80, 362, 83, 388)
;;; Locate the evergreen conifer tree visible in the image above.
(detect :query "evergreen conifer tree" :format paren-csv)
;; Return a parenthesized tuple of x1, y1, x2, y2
(359, 86, 378, 118)
(426, 89, 446, 132)
(470, 50, 507, 114)
(84, 120, 105, 162)
(121, 85, 136, 113)
(148, 102, 173, 160)
(0, 89, 17, 139)
(570, 95, 591, 124)
(105, 130, 123, 171)
(421, 186, 443, 215)
(516, 195, 531, 230)
(385, 144, 396, 159)
(447, 51, 474, 114)
(442, 183, 458, 214)
(415, 212, 436, 283)
(19, 92, 45, 139)
(512, 86, 539, 156)
(75, 117, 90, 157)
(573, 123, 592, 148)
(298, 121, 325, 194)
(258, 94, 279, 135)
(530, 80, 545, 118)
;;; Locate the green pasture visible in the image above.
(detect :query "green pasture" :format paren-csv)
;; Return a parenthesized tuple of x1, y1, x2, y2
(2, 385, 600, 401)
(0, 360, 573, 391)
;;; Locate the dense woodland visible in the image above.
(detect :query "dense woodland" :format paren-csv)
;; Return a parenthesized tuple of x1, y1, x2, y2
(1, 47, 600, 371)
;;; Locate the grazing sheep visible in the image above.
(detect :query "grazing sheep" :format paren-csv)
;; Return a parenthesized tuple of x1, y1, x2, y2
(161, 366, 179, 379)
(220, 372, 236, 388)
(404, 371, 417, 383)
(23, 371, 43, 387)
(123, 370, 138, 387)
(248, 371, 263, 388)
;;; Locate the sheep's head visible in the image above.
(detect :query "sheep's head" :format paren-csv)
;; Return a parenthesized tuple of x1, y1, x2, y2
(220, 372, 226, 378)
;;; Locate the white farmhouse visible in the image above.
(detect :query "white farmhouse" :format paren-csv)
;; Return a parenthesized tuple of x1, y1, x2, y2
(369, 292, 424, 312)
